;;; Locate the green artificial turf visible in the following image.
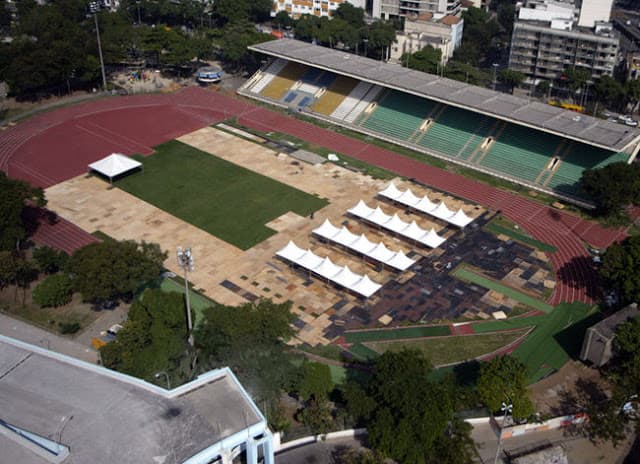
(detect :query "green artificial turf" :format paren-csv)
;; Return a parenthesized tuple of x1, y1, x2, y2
(344, 325, 451, 343)
(484, 222, 558, 253)
(452, 266, 554, 313)
(115, 140, 328, 250)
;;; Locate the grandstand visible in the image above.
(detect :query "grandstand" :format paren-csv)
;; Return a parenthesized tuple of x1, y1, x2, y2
(241, 39, 640, 206)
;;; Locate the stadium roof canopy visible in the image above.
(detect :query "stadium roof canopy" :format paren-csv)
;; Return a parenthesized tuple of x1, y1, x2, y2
(0, 335, 271, 464)
(249, 39, 640, 152)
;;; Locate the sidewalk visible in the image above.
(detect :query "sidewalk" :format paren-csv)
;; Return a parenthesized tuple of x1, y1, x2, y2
(0, 313, 98, 363)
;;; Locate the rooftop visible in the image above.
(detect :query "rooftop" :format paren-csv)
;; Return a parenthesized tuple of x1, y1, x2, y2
(248, 39, 640, 152)
(0, 336, 264, 464)
(591, 303, 640, 340)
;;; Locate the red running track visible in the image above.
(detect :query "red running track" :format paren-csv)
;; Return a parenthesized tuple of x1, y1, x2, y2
(0, 87, 627, 302)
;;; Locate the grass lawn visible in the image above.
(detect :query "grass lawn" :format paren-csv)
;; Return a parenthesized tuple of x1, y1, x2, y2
(512, 302, 599, 383)
(484, 221, 557, 253)
(158, 278, 215, 327)
(344, 325, 451, 343)
(115, 140, 328, 250)
(452, 266, 554, 313)
(364, 329, 530, 366)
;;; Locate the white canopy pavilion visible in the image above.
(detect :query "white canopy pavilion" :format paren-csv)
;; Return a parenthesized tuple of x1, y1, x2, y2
(379, 182, 474, 228)
(276, 241, 382, 298)
(88, 153, 142, 183)
(347, 200, 447, 249)
(313, 219, 416, 271)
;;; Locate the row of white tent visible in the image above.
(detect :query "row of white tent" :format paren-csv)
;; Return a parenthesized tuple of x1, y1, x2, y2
(379, 182, 474, 228)
(348, 200, 447, 249)
(313, 219, 416, 271)
(276, 241, 382, 298)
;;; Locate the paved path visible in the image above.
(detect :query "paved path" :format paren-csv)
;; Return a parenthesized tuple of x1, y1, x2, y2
(0, 313, 98, 363)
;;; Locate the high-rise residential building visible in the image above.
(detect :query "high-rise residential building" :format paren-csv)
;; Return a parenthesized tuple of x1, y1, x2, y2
(271, 0, 366, 19)
(508, 0, 619, 83)
(374, 0, 462, 20)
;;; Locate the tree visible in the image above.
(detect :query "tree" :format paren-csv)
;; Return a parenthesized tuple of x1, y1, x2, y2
(600, 235, 640, 306)
(272, 11, 294, 30)
(345, 349, 476, 463)
(212, 0, 249, 26)
(33, 273, 73, 308)
(33, 246, 69, 274)
(15, 258, 38, 305)
(101, 289, 191, 383)
(593, 75, 624, 110)
(219, 20, 275, 69)
(195, 299, 297, 404)
(334, 2, 365, 29)
(0, 251, 20, 291)
(297, 361, 333, 401)
(477, 356, 534, 421)
(581, 162, 640, 219)
(536, 80, 551, 97)
(366, 20, 395, 59)
(66, 240, 166, 303)
(0, 173, 45, 251)
(402, 45, 441, 74)
(625, 79, 640, 113)
(498, 69, 524, 93)
(562, 66, 591, 94)
(586, 315, 640, 445)
(298, 397, 334, 435)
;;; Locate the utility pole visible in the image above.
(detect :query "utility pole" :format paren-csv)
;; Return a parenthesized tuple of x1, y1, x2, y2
(89, 2, 107, 91)
(493, 402, 513, 464)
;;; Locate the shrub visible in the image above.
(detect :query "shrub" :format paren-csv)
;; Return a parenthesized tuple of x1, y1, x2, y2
(33, 274, 73, 308)
(58, 322, 80, 334)
(33, 246, 69, 274)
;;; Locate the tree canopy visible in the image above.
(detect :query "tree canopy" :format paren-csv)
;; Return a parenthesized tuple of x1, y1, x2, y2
(344, 349, 476, 463)
(600, 235, 640, 306)
(195, 299, 297, 403)
(477, 356, 534, 421)
(498, 69, 525, 93)
(402, 45, 441, 74)
(0, 172, 45, 251)
(66, 239, 166, 303)
(580, 162, 640, 220)
(586, 315, 640, 445)
(101, 289, 191, 384)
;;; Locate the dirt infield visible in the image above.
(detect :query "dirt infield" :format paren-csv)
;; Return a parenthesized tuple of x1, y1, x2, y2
(0, 86, 628, 305)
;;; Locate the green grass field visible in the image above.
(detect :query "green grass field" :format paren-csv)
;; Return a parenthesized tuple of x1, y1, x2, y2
(364, 329, 529, 366)
(344, 325, 451, 343)
(484, 222, 557, 253)
(452, 266, 554, 313)
(115, 141, 328, 250)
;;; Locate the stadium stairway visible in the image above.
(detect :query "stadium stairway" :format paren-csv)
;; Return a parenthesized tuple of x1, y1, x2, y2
(247, 59, 288, 94)
(312, 76, 359, 116)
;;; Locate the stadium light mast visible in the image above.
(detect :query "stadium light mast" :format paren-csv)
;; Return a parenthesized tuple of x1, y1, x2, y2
(493, 401, 513, 464)
(89, 2, 108, 91)
(177, 246, 195, 347)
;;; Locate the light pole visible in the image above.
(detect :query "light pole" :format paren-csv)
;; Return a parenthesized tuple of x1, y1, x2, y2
(155, 371, 171, 390)
(89, 2, 108, 91)
(363, 38, 369, 57)
(177, 246, 194, 346)
(492, 63, 499, 91)
(494, 402, 513, 464)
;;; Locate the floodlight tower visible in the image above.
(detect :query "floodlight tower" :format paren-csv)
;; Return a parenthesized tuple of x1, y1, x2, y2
(177, 246, 195, 346)
(494, 401, 513, 464)
(88, 1, 108, 91)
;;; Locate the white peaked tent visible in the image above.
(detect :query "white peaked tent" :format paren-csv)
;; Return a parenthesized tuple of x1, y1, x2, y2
(378, 182, 475, 228)
(347, 200, 447, 249)
(312, 220, 417, 271)
(276, 241, 382, 297)
(88, 153, 142, 184)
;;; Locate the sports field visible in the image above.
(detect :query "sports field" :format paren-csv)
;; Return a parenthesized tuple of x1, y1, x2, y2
(115, 141, 328, 249)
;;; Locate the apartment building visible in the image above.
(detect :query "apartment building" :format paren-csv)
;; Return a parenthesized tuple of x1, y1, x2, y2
(376, 0, 461, 20)
(390, 12, 464, 64)
(508, 0, 619, 83)
(271, 0, 365, 19)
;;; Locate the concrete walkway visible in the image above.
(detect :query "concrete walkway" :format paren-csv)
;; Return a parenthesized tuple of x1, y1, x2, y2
(0, 313, 98, 363)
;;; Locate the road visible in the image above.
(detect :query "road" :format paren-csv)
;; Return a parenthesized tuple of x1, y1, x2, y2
(0, 313, 98, 363)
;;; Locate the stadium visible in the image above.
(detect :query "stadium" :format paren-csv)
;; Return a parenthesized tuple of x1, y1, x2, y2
(241, 39, 640, 207)
(0, 38, 635, 384)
